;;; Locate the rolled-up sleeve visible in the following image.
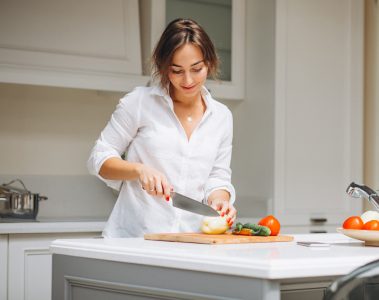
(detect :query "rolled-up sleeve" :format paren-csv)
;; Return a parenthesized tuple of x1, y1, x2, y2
(204, 110, 236, 204)
(87, 89, 141, 190)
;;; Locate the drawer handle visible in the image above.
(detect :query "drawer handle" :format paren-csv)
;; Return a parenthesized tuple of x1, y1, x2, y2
(310, 230, 327, 234)
(310, 218, 327, 223)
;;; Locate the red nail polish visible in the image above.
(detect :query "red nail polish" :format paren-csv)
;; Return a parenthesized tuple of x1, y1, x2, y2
(166, 196, 170, 201)
(227, 218, 231, 223)
(221, 212, 225, 217)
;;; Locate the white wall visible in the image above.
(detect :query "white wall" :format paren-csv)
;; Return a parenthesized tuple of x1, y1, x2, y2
(0, 1, 276, 219)
(364, 0, 379, 210)
(0, 83, 120, 218)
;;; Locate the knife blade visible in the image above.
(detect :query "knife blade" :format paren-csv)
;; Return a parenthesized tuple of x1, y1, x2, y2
(171, 192, 220, 216)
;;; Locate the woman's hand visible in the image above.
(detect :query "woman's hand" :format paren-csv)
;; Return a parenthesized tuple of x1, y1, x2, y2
(207, 190, 237, 227)
(137, 164, 172, 201)
(209, 198, 237, 227)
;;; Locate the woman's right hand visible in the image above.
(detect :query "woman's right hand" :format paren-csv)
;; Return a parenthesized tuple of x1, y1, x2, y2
(136, 164, 172, 201)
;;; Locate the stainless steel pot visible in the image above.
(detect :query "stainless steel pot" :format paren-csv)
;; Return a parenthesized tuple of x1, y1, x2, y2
(0, 179, 48, 219)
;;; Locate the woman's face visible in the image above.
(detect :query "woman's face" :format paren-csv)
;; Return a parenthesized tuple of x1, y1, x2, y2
(168, 43, 208, 99)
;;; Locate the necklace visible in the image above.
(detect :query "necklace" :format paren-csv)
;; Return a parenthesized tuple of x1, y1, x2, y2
(171, 91, 203, 123)
(185, 105, 200, 123)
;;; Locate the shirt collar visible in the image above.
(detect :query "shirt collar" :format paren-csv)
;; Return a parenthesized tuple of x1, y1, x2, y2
(150, 84, 214, 113)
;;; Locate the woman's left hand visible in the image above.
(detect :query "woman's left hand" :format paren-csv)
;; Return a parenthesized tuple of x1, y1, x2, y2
(208, 198, 237, 227)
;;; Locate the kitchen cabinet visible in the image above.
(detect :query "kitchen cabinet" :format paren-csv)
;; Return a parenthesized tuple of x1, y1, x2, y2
(140, 0, 246, 100)
(281, 224, 340, 234)
(0, 235, 7, 300)
(274, 0, 364, 229)
(0, 220, 104, 300)
(281, 289, 324, 300)
(0, 0, 148, 92)
(281, 282, 329, 300)
(7, 232, 100, 300)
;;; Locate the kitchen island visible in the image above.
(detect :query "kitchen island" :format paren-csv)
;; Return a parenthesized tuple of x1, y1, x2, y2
(50, 233, 379, 300)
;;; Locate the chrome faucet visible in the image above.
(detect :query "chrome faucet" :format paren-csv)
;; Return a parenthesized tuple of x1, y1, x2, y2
(346, 182, 379, 211)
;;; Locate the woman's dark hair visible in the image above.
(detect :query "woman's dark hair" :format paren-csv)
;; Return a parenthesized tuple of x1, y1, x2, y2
(152, 18, 219, 89)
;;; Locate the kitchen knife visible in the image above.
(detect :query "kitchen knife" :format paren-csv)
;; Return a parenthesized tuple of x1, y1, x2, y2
(171, 192, 220, 216)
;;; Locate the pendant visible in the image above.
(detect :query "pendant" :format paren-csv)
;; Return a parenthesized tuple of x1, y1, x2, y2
(187, 116, 193, 122)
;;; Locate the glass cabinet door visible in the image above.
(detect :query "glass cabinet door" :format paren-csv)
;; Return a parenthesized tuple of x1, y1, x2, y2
(166, 0, 232, 81)
(143, 0, 245, 100)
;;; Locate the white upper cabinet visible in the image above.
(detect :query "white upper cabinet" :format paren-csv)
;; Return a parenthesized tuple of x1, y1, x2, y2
(141, 0, 246, 100)
(274, 0, 364, 226)
(0, 0, 148, 91)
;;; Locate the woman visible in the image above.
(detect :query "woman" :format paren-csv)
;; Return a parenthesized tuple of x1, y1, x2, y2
(88, 18, 237, 238)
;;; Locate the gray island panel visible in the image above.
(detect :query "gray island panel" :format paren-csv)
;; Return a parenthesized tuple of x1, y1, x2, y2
(52, 254, 279, 300)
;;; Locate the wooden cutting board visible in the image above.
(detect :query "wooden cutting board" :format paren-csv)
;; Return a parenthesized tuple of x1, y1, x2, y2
(144, 232, 294, 244)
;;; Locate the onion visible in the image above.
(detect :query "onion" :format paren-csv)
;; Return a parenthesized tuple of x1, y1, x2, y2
(361, 210, 379, 223)
(201, 216, 229, 234)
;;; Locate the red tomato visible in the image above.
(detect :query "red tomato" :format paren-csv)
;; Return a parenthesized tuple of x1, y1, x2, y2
(258, 215, 280, 236)
(363, 220, 379, 231)
(342, 216, 364, 229)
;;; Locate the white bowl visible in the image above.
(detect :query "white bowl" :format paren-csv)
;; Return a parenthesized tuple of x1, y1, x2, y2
(337, 228, 379, 246)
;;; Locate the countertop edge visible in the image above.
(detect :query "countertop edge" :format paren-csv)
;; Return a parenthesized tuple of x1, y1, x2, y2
(0, 220, 106, 234)
(49, 234, 378, 280)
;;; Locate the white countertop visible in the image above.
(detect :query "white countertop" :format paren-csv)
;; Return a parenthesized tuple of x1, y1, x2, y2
(0, 218, 106, 234)
(50, 233, 379, 280)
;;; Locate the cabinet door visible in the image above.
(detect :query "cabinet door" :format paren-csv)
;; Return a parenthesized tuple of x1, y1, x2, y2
(274, 0, 364, 226)
(0, 235, 8, 300)
(8, 232, 99, 300)
(141, 0, 246, 100)
(281, 288, 324, 300)
(0, 0, 147, 92)
(281, 281, 331, 300)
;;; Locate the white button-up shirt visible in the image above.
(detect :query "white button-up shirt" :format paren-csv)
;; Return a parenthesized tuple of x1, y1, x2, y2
(87, 85, 235, 237)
